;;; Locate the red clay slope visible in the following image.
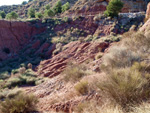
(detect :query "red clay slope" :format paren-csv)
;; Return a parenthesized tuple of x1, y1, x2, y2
(0, 20, 45, 60)
(37, 41, 109, 78)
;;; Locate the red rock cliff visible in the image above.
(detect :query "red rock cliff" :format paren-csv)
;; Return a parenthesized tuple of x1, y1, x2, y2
(0, 20, 45, 60)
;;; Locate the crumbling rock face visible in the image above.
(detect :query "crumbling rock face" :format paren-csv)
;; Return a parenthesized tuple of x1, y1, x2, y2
(121, 0, 149, 12)
(140, 18, 150, 34)
(37, 41, 109, 78)
(0, 20, 45, 60)
(140, 3, 150, 34)
(146, 3, 150, 19)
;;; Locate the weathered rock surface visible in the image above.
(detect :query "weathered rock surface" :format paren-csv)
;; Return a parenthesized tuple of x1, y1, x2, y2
(140, 18, 150, 34)
(121, 0, 149, 12)
(0, 20, 45, 60)
(37, 41, 109, 78)
(146, 3, 150, 19)
(25, 73, 103, 112)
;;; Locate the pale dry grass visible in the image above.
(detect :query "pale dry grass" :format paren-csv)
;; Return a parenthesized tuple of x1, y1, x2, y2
(102, 31, 150, 70)
(131, 102, 150, 113)
(74, 99, 124, 113)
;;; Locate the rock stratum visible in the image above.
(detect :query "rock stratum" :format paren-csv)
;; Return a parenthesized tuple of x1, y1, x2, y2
(37, 41, 109, 78)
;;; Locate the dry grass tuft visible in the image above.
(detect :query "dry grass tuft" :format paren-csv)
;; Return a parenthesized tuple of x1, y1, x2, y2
(0, 93, 38, 113)
(75, 81, 89, 95)
(63, 63, 87, 82)
(98, 62, 150, 108)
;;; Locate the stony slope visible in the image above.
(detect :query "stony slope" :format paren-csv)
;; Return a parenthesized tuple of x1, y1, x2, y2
(0, 0, 149, 18)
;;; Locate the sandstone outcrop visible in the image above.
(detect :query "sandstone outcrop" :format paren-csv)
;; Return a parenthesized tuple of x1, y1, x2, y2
(37, 41, 109, 78)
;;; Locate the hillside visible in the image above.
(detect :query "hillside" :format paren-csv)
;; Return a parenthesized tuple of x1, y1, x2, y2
(0, 0, 149, 18)
(0, 0, 150, 113)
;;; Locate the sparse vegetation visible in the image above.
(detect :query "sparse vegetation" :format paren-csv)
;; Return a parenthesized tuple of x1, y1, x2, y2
(98, 64, 150, 107)
(62, 2, 70, 12)
(45, 4, 50, 10)
(63, 63, 87, 82)
(44, 9, 55, 17)
(6, 11, 18, 20)
(0, 0, 149, 112)
(53, 0, 62, 14)
(0, 93, 38, 113)
(75, 81, 89, 95)
(28, 8, 35, 18)
(0, 69, 44, 89)
(0, 11, 6, 19)
(35, 12, 43, 19)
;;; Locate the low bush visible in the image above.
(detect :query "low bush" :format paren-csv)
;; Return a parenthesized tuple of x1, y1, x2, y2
(11, 69, 19, 74)
(35, 12, 43, 19)
(0, 71, 9, 80)
(1, 69, 44, 89)
(74, 100, 123, 113)
(0, 88, 22, 100)
(131, 102, 150, 113)
(98, 62, 150, 108)
(5, 77, 26, 88)
(28, 8, 35, 18)
(63, 63, 87, 82)
(0, 93, 38, 113)
(75, 81, 89, 95)
(95, 52, 103, 60)
(101, 46, 141, 70)
(62, 2, 70, 13)
(6, 11, 18, 20)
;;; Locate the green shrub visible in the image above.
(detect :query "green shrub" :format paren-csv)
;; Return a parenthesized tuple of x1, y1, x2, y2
(0, 11, 6, 19)
(35, 12, 43, 19)
(2, 69, 43, 88)
(28, 8, 35, 18)
(53, 0, 62, 14)
(5, 77, 26, 88)
(44, 9, 55, 17)
(95, 52, 103, 60)
(62, 2, 70, 12)
(75, 81, 89, 95)
(22, 1, 28, 5)
(0, 93, 38, 113)
(0, 88, 22, 100)
(6, 11, 18, 20)
(0, 71, 9, 80)
(45, 4, 50, 10)
(11, 69, 19, 74)
(25, 76, 36, 85)
(104, 0, 123, 18)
